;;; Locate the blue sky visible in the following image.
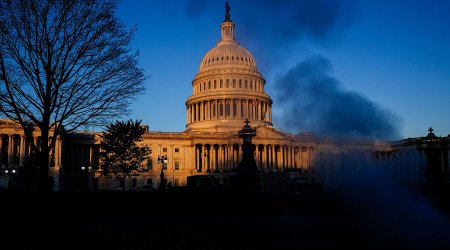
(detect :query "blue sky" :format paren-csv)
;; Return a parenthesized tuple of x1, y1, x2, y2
(117, 0, 450, 138)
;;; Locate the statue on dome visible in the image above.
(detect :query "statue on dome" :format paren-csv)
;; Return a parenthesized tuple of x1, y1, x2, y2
(224, 1, 232, 22)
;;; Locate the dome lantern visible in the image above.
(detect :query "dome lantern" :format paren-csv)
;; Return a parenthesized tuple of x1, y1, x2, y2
(221, 1, 235, 43)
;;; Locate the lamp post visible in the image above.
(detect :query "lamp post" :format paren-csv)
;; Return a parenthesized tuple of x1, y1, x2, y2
(158, 155, 168, 191)
(81, 165, 92, 191)
(3, 167, 17, 191)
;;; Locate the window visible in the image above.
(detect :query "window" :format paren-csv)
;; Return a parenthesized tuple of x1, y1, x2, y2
(214, 80, 216, 89)
(226, 102, 230, 116)
(220, 79, 223, 88)
(175, 160, 180, 170)
(250, 81, 253, 89)
(233, 101, 237, 117)
(208, 81, 211, 90)
(175, 148, 179, 153)
(147, 158, 153, 170)
(226, 79, 229, 88)
(245, 80, 248, 88)
(233, 79, 236, 88)
(219, 103, 224, 117)
(163, 148, 167, 152)
(239, 80, 242, 88)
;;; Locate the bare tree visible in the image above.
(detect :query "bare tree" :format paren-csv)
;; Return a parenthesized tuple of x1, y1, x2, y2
(0, 0, 146, 190)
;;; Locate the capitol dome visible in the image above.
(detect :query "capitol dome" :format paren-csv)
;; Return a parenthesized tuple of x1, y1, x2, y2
(199, 39, 258, 72)
(185, 2, 273, 133)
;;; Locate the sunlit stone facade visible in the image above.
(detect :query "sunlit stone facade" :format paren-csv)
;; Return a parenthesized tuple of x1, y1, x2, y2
(0, 119, 62, 190)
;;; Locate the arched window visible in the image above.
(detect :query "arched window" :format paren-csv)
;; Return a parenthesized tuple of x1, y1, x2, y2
(220, 79, 223, 88)
(214, 80, 217, 89)
(250, 81, 253, 89)
(239, 80, 242, 88)
(226, 101, 230, 116)
(233, 79, 236, 88)
(208, 81, 211, 90)
(226, 79, 229, 88)
(245, 80, 248, 89)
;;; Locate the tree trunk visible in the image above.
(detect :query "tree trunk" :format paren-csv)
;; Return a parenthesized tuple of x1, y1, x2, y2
(38, 129, 51, 191)
(122, 175, 126, 191)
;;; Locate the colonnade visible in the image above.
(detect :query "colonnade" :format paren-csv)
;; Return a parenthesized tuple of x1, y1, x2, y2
(192, 143, 315, 173)
(187, 99, 272, 124)
(0, 134, 62, 169)
(194, 78, 264, 94)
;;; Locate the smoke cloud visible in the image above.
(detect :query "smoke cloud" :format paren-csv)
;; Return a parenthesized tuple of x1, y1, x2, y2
(275, 55, 402, 139)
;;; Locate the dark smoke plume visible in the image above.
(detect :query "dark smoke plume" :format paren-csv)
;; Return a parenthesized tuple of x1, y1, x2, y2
(185, 0, 358, 42)
(275, 55, 402, 139)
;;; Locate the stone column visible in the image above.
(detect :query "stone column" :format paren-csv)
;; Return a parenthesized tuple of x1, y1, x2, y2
(169, 144, 174, 171)
(195, 145, 199, 172)
(218, 145, 222, 171)
(56, 138, 62, 170)
(7, 135, 13, 165)
(211, 145, 215, 171)
(237, 99, 241, 118)
(200, 102, 204, 121)
(268, 106, 272, 122)
(262, 145, 266, 171)
(275, 146, 280, 172)
(189, 145, 194, 172)
(19, 135, 25, 166)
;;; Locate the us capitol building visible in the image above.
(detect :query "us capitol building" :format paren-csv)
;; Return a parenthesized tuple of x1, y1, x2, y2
(0, 4, 448, 191)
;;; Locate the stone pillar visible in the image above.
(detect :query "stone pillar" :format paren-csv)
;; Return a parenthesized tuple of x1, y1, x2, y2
(18, 135, 25, 166)
(268, 106, 271, 122)
(200, 102, 203, 121)
(218, 145, 222, 171)
(7, 135, 13, 165)
(57, 138, 62, 170)
(211, 145, 215, 171)
(195, 145, 199, 172)
(237, 99, 241, 119)
(189, 145, 194, 172)
(262, 145, 266, 171)
(274, 146, 279, 172)
(169, 144, 174, 171)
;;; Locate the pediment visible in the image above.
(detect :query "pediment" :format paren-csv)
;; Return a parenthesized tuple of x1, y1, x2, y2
(254, 126, 289, 140)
